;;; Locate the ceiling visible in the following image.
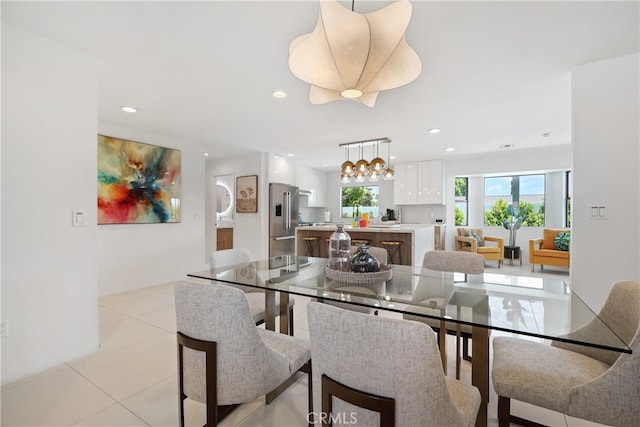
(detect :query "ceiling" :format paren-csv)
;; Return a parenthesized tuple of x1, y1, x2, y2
(3, 1, 638, 171)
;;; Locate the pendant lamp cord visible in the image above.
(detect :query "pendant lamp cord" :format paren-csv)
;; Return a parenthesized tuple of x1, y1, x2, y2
(351, 0, 355, 11)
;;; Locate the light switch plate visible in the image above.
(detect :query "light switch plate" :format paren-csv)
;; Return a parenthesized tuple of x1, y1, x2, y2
(72, 210, 86, 227)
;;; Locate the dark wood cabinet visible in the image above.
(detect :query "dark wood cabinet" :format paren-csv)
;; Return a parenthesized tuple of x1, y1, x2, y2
(216, 228, 233, 250)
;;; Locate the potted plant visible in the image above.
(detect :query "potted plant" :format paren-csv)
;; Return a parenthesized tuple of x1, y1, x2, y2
(502, 205, 527, 247)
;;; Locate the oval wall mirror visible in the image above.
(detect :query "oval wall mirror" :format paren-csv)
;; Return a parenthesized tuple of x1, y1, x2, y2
(215, 174, 234, 223)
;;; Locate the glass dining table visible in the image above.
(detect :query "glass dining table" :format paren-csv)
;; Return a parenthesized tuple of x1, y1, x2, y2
(188, 255, 631, 427)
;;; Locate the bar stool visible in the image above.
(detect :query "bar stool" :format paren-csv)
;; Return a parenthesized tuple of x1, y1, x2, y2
(351, 239, 369, 246)
(302, 236, 320, 257)
(381, 240, 403, 265)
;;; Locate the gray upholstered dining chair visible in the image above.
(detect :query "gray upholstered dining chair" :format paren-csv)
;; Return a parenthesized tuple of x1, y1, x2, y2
(492, 280, 640, 427)
(404, 250, 485, 378)
(175, 281, 311, 426)
(422, 250, 485, 275)
(307, 301, 481, 427)
(209, 248, 295, 334)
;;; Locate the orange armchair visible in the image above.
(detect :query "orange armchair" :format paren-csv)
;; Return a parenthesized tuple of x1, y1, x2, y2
(529, 228, 570, 272)
(455, 227, 504, 267)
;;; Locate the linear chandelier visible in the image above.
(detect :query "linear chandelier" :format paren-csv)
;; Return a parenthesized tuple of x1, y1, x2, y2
(340, 138, 394, 183)
(288, 0, 422, 107)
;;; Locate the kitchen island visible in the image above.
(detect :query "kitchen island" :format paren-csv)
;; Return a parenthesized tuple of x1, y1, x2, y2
(296, 224, 444, 266)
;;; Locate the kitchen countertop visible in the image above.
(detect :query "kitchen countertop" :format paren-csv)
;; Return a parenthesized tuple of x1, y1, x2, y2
(296, 223, 444, 233)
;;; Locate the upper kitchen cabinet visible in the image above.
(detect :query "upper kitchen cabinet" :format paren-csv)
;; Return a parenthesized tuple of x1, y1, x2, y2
(269, 155, 297, 185)
(297, 166, 328, 207)
(393, 162, 418, 205)
(393, 160, 445, 205)
(417, 160, 444, 204)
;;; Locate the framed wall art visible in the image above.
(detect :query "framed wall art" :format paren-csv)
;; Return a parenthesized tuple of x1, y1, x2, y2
(236, 175, 258, 213)
(97, 135, 181, 224)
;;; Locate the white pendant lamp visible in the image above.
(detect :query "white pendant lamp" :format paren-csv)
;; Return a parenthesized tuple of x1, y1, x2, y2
(289, 0, 422, 107)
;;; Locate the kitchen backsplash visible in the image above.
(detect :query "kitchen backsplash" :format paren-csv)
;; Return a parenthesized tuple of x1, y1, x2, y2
(300, 204, 446, 225)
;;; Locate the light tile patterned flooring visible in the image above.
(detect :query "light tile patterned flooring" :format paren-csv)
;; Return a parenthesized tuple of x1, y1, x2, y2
(2, 263, 607, 426)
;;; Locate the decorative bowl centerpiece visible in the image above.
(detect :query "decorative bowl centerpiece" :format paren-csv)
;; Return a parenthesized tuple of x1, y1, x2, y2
(325, 264, 393, 284)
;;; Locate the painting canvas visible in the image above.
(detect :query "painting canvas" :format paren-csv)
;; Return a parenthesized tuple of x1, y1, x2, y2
(236, 175, 258, 213)
(98, 135, 181, 224)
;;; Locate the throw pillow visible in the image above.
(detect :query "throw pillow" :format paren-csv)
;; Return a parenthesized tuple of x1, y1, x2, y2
(554, 231, 570, 251)
(466, 232, 483, 247)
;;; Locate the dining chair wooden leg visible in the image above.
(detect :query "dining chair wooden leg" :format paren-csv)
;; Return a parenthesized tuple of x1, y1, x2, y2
(321, 374, 395, 427)
(498, 396, 510, 427)
(178, 332, 240, 426)
(498, 395, 547, 427)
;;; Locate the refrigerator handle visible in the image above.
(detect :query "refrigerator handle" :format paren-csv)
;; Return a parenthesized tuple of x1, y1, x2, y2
(284, 191, 291, 230)
(273, 235, 295, 241)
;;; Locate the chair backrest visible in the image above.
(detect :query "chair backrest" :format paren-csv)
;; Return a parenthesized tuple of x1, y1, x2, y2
(209, 248, 252, 269)
(307, 301, 470, 426)
(423, 250, 485, 274)
(565, 281, 640, 425)
(174, 281, 290, 405)
(350, 245, 388, 266)
(553, 280, 640, 365)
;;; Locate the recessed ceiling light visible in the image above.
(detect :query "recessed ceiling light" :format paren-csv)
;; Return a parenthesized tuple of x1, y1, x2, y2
(272, 91, 287, 98)
(427, 128, 441, 134)
(390, 155, 397, 160)
(120, 106, 137, 113)
(286, 153, 294, 157)
(323, 164, 329, 167)
(445, 147, 455, 152)
(204, 153, 209, 156)
(273, 155, 282, 159)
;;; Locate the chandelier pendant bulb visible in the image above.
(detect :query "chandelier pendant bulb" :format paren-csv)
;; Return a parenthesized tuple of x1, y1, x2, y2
(341, 146, 355, 176)
(382, 141, 395, 180)
(369, 141, 386, 172)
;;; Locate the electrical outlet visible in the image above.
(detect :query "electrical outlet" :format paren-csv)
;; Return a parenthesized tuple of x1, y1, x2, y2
(0, 319, 8, 338)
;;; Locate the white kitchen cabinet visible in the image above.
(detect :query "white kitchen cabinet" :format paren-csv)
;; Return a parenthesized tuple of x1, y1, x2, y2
(394, 160, 444, 205)
(417, 160, 444, 204)
(297, 166, 327, 207)
(393, 162, 418, 205)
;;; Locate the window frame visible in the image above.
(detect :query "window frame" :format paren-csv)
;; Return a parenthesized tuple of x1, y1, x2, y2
(483, 174, 546, 227)
(454, 177, 468, 226)
(340, 185, 381, 219)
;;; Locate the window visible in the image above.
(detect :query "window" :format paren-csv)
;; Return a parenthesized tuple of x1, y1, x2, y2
(484, 174, 545, 226)
(341, 186, 380, 218)
(454, 177, 468, 226)
(565, 171, 572, 227)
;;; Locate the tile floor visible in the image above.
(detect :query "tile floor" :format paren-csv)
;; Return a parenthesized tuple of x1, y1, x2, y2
(2, 262, 605, 426)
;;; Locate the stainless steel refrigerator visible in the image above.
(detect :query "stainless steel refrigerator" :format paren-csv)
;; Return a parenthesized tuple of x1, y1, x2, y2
(269, 183, 299, 260)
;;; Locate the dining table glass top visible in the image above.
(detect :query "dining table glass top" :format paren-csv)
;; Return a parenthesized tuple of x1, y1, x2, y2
(187, 255, 631, 354)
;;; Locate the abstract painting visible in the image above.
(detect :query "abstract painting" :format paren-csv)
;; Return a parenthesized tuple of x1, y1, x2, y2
(98, 135, 181, 224)
(236, 175, 258, 213)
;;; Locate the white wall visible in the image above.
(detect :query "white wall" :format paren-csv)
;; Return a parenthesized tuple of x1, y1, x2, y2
(572, 53, 640, 310)
(96, 123, 208, 296)
(1, 23, 100, 383)
(206, 153, 269, 261)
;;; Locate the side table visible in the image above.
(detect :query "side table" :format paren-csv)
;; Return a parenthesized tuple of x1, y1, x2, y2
(504, 246, 522, 266)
